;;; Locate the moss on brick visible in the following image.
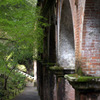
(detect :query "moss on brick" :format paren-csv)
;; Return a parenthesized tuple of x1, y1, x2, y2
(77, 67, 84, 76)
(65, 74, 100, 82)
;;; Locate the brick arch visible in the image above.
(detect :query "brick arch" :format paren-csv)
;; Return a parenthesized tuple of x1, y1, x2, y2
(81, 0, 100, 76)
(57, 0, 75, 69)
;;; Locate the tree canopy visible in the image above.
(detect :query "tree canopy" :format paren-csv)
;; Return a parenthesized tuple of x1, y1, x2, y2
(0, 0, 47, 93)
(0, 0, 46, 74)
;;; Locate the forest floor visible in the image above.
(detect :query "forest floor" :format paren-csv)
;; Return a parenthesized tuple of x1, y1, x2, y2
(12, 82, 40, 100)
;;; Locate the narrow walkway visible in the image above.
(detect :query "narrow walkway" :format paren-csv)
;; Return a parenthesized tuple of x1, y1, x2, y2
(12, 82, 40, 100)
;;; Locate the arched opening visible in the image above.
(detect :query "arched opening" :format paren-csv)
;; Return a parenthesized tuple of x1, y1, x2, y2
(81, 0, 100, 76)
(58, 0, 75, 69)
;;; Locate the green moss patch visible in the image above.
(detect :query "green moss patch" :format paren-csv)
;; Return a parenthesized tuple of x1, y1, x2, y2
(77, 67, 84, 76)
(65, 74, 100, 82)
(49, 66, 64, 71)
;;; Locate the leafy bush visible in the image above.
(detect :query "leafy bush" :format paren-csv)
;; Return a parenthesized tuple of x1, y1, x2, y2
(0, 72, 26, 100)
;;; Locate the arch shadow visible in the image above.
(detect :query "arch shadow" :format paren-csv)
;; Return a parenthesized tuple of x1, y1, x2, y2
(57, 0, 75, 69)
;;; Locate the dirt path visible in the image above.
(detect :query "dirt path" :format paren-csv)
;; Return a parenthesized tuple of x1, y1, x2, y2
(12, 82, 40, 100)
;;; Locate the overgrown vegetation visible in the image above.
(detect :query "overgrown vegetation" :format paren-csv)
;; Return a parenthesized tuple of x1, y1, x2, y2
(0, 0, 46, 99)
(0, 72, 26, 100)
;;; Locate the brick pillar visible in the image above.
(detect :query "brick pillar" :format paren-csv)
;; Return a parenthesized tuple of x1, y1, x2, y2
(80, 0, 100, 76)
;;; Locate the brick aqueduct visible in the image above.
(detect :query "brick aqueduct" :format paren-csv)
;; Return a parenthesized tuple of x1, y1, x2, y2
(36, 0, 100, 100)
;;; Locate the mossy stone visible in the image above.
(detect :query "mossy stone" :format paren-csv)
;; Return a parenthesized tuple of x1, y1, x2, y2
(65, 74, 100, 82)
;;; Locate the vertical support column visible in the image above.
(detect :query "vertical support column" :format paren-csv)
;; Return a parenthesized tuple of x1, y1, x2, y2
(34, 60, 37, 86)
(53, 75, 57, 100)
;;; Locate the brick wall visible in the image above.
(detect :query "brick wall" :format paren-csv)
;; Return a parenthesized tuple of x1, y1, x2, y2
(56, 0, 82, 69)
(69, 0, 100, 76)
(40, 0, 100, 76)
(69, 0, 86, 70)
(81, 0, 100, 76)
(69, 0, 79, 62)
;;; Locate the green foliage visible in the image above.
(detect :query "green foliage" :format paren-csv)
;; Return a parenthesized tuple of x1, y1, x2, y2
(0, 0, 44, 57)
(0, 0, 46, 99)
(0, 72, 26, 100)
(17, 64, 27, 72)
(0, 0, 45, 75)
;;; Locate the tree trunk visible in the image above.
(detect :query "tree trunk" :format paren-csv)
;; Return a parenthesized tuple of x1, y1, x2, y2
(4, 77, 8, 90)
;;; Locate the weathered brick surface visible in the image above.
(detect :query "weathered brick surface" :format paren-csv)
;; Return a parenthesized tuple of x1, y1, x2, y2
(68, 0, 86, 70)
(39, 0, 100, 77)
(81, 0, 100, 76)
(68, 0, 100, 76)
(56, 0, 81, 69)
(69, 0, 79, 61)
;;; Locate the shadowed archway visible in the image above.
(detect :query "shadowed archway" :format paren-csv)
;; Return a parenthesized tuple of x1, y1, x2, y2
(57, 0, 75, 69)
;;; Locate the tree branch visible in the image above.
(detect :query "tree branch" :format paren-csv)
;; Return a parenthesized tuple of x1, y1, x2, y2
(0, 37, 16, 42)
